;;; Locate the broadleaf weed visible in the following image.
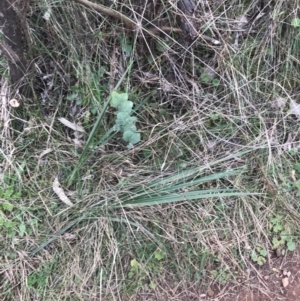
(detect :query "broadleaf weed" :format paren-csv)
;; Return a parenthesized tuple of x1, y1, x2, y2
(110, 91, 140, 148)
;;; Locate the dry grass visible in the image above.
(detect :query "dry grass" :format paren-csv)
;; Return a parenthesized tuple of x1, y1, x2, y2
(1, 0, 300, 300)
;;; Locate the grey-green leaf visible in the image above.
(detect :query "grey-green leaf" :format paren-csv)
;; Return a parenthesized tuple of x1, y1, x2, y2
(119, 101, 133, 114)
(123, 131, 140, 144)
(110, 91, 128, 108)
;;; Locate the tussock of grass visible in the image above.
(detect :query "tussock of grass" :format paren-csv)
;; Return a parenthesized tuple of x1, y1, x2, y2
(1, 0, 300, 300)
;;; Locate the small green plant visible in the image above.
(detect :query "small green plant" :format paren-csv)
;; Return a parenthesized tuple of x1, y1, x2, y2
(200, 68, 220, 86)
(291, 18, 300, 28)
(0, 185, 36, 238)
(0, 185, 22, 200)
(126, 259, 146, 292)
(0, 186, 21, 236)
(251, 245, 267, 266)
(110, 91, 140, 148)
(119, 35, 133, 57)
(269, 216, 296, 253)
(66, 66, 107, 114)
(128, 259, 143, 279)
(210, 266, 233, 284)
(291, 165, 300, 196)
(154, 250, 165, 261)
(278, 160, 300, 196)
(126, 250, 165, 292)
(27, 261, 55, 295)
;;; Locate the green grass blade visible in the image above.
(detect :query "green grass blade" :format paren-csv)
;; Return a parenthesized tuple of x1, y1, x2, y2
(67, 61, 134, 187)
(119, 189, 260, 208)
(128, 168, 245, 201)
(133, 150, 251, 194)
(149, 169, 244, 194)
(29, 215, 88, 257)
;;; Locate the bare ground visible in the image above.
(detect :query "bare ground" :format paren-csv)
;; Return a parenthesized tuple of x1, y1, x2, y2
(124, 247, 300, 301)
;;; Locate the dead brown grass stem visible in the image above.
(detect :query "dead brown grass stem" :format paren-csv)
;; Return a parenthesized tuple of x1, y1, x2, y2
(71, 0, 220, 44)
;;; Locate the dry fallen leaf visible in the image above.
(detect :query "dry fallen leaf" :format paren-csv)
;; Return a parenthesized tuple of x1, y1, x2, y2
(63, 232, 76, 240)
(53, 177, 74, 206)
(236, 15, 248, 29)
(38, 149, 53, 166)
(290, 99, 300, 119)
(58, 117, 86, 133)
(282, 133, 294, 152)
(39, 148, 53, 159)
(282, 277, 289, 288)
(271, 97, 287, 109)
(9, 98, 20, 107)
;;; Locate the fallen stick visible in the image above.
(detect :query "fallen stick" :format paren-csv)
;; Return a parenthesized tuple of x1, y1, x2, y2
(71, 0, 221, 45)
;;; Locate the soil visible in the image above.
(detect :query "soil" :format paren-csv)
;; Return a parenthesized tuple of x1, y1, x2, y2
(128, 247, 300, 301)
(214, 250, 300, 301)
(0, 0, 27, 89)
(206, 247, 300, 301)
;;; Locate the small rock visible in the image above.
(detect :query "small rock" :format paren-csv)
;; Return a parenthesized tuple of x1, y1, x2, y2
(276, 247, 282, 257)
(264, 275, 269, 280)
(207, 288, 215, 297)
(282, 277, 289, 288)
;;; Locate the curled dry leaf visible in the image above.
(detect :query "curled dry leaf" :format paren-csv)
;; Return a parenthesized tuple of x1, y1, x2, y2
(271, 97, 287, 109)
(282, 277, 289, 288)
(58, 117, 86, 133)
(39, 148, 53, 159)
(236, 15, 248, 29)
(53, 177, 74, 206)
(9, 98, 20, 107)
(290, 99, 300, 119)
(43, 9, 51, 21)
(38, 149, 53, 166)
(72, 138, 84, 147)
(282, 133, 294, 152)
(63, 232, 76, 240)
(203, 65, 217, 80)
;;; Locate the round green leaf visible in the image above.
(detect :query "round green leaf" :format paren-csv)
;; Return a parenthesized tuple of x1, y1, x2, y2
(19, 224, 26, 237)
(291, 18, 300, 28)
(154, 251, 164, 261)
(212, 78, 220, 86)
(116, 112, 131, 127)
(129, 132, 141, 144)
(2, 203, 14, 211)
(123, 131, 140, 144)
(200, 73, 211, 83)
(251, 251, 258, 261)
(287, 241, 296, 251)
(125, 116, 137, 124)
(124, 123, 137, 132)
(257, 256, 266, 265)
(110, 91, 128, 107)
(259, 249, 267, 257)
(119, 101, 133, 114)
